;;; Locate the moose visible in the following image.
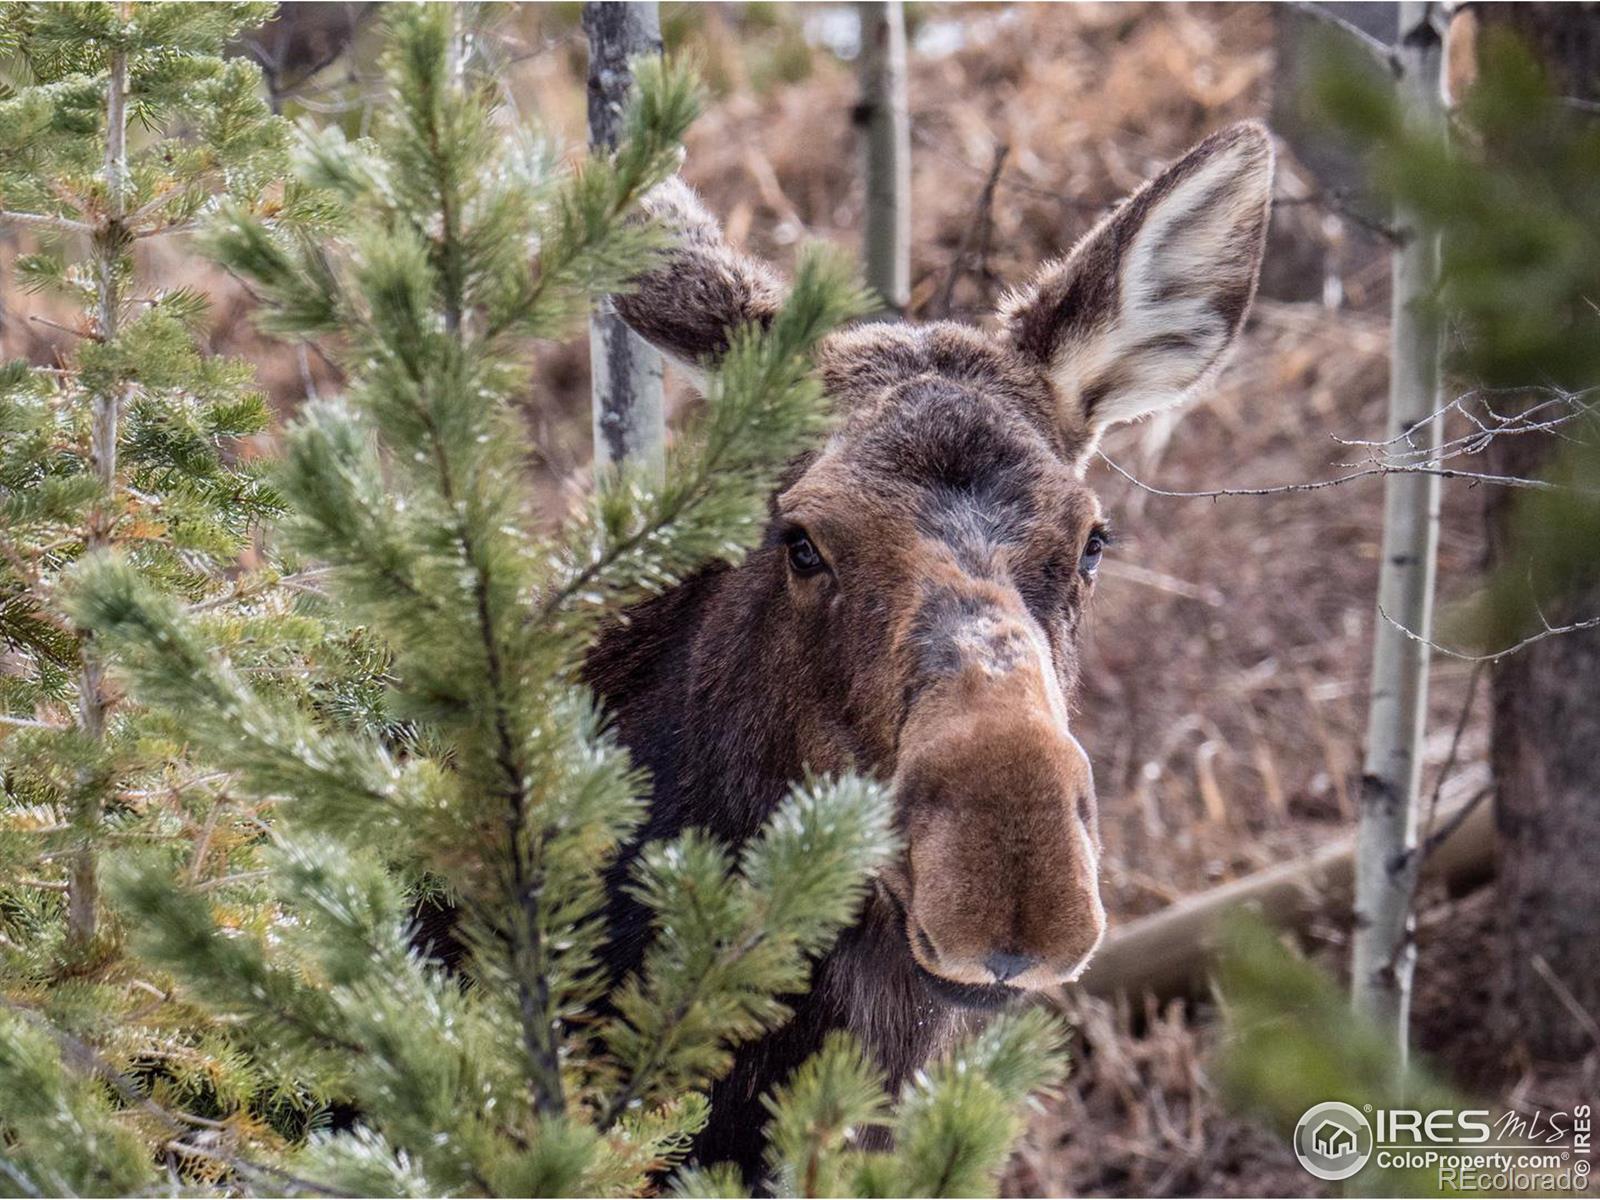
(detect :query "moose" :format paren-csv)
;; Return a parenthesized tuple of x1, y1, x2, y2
(589, 121, 1275, 1177)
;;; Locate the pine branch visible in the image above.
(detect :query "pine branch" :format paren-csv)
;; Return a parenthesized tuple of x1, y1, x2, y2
(70, 558, 429, 843)
(2, 1000, 354, 1199)
(600, 776, 895, 1127)
(762, 1032, 890, 1198)
(535, 246, 870, 629)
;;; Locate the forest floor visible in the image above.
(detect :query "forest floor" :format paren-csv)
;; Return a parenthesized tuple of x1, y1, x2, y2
(4, 3, 1593, 1196)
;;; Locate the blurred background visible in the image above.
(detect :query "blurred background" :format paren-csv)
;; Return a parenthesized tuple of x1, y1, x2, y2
(3, 4, 1590, 1195)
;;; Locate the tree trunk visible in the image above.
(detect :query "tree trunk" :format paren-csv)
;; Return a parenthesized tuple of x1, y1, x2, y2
(1474, 2, 1600, 1063)
(68, 37, 130, 950)
(856, 1, 910, 318)
(583, 1, 665, 479)
(1350, 0, 1445, 1063)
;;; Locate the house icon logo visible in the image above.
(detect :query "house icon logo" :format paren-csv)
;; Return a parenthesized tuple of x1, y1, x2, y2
(1294, 1101, 1374, 1181)
(1312, 1118, 1356, 1158)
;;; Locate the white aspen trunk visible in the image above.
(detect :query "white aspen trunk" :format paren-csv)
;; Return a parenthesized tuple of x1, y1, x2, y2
(69, 36, 130, 947)
(583, 1, 665, 480)
(1351, 0, 1446, 1064)
(857, 0, 910, 317)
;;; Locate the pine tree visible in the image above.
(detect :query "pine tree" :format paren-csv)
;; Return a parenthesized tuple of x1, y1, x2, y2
(11, 5, 1069, 1196)
(0, 3, 327, 1191)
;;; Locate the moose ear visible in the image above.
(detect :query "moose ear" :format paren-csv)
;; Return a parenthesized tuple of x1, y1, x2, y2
(999, 122, 1274, 452)
(613, 177, 787, 375)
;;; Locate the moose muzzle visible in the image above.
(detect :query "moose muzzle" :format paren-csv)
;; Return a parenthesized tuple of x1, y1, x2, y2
(891, 598, 1105, 993)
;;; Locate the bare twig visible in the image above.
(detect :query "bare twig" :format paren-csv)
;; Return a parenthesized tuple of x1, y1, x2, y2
(0, 714, 67, 731)
(133, 219, 199, 240)
(1097, 451, 1589, 500)
(0, 1159, 41, 1198)
(1099, 559, 1224, 607)
(1274, 190, 1403, 243)
(1418, 785, 1490, 863)
(1418, 662, 1482, 848)
(222, 267, 343, 377)
(1333, 386, 1600, 463)
(1378, 604, 1600, 664)
(921, 129, 1404, 245)
(29, 314, 93, 341)
(1529, 955, 1600, 1050)
(934, 143, 1009, 318)
(911, 132, 1109, 213)
(1288, 1, 1401, 72)
(19, 877, 69, 892)
(0, 209, 95, 235)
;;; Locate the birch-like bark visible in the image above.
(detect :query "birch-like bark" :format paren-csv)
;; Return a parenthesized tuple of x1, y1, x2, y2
(583, 1, 665, 480)
(69, 38, 130, 948)
(1351, 0, 1446, 1063)
(857, 1, 910, 318)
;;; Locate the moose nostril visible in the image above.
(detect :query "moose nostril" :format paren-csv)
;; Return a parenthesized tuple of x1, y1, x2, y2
(984, 951, 1039, 984)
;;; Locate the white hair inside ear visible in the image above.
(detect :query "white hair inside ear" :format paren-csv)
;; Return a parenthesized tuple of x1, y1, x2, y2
(999, 122, 1275, 449)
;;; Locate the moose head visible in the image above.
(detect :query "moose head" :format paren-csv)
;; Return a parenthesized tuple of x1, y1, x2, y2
(613, 122, 1273, 1002)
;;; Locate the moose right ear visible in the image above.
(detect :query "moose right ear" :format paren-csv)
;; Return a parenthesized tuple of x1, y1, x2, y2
(613, 178, 788, 375)
(998, 122, 1274, 460)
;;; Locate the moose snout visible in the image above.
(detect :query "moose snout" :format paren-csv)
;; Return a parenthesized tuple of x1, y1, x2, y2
(893, 702, 1106, 994)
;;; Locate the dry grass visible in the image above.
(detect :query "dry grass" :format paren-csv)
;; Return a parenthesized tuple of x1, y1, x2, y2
(1009, 992, 1318, 1199)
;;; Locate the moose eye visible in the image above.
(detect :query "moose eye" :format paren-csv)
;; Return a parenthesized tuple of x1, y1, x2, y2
(1079, 528, 1110, 577)
(786, 530, 825, 576)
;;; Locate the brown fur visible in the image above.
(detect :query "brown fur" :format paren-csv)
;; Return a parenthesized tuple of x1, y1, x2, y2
(592, 122, 1274, 1180)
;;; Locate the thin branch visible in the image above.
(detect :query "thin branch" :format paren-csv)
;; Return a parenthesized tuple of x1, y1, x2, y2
(0, 209, 95, 235)
(1097, 451, 1590, 500)
(934, 143, 1008, 318)
(1417, 661, 1482, 851)
(0, 714, 67, 731)
(1378, 604, 1600, 664)
(185, 567, 334, 614)
(0, 1158, 41, 1199)
(67, 35, 131, 952)
(29, 314, 93, 341)
(1529, 955, 1600, 1050)
(222, 266, 343, 377)
(19, 877, 69, 892)
(1288, 1, 1401, 72)
(1274, 189, 1403, 244)
(133, 219, 199, 240)
(1333, 386, 1600, 462)
(1099, 559, 1224, 607)
(911, 131, 1109, 213)
(918, 127, 1403, 245)
(1417, 785, 1491, 865)
(597, 922, 769, 1130)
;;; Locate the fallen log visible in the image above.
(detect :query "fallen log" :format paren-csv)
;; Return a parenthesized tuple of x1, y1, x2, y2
(1074, 792, 1496, 1002)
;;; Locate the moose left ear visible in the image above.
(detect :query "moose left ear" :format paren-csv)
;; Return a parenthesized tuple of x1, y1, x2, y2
(999, 122, 1274, 454)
